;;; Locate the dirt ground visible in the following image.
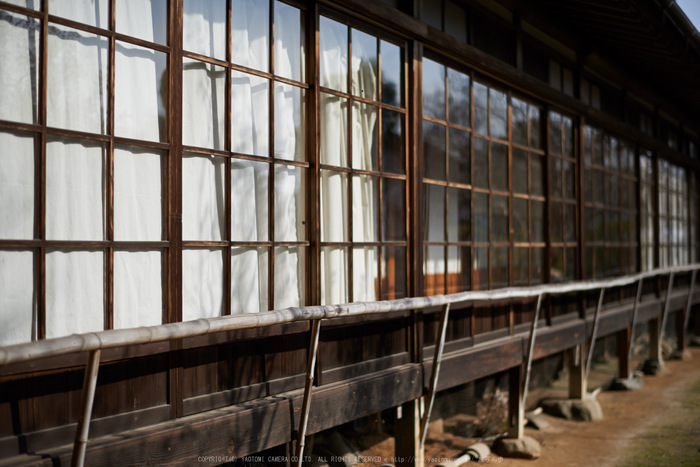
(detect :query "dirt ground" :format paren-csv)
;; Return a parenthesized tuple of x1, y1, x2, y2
(355, 346, 700, 467)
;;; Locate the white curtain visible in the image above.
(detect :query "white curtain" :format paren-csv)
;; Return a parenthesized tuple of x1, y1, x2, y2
(320, 18, 378, 304)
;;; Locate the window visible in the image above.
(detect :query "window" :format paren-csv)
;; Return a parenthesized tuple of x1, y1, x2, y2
(422, 58, 471, 295)
(658, 160, 689, 267)
(548, 111, 576, 281)
(0, 2, 167, 344)
(639, 152, 656, 271)
(583, 127, 638, 277)
(181, 0, 308, 318)
(318, 15, 406, 303)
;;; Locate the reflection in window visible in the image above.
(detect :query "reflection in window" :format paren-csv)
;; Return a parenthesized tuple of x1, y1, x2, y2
(422, 59, 471, 294)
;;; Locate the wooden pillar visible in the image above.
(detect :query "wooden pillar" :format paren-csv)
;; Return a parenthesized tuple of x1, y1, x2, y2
(648, 317, 662, 362)
(507, 365, 524, 439)
(395, 399, 424, 467)
(617, 327, 632, 379)
(676, 309, 687, 353)
(568, 344, 585, 400)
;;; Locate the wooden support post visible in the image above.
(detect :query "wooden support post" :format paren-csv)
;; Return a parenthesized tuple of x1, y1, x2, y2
(395, 399, 423, 467)
(568, 344, 585, 400)
(648, 318, 662, 362)
(507, 365, 524, 439)
(617, 327, 631, 380)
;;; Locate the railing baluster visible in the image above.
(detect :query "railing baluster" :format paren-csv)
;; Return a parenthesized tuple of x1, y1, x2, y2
(626, 278, 645, 379)
(659, 272, 676, 350)
(71, 349, 101, 467)
(419, 303, 451, 450)
(584, 288, 605, 388)
(295, 319, 322, 467)
(682, 270, 698, 345)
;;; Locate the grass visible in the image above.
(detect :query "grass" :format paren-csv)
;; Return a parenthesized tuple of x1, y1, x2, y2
(618, 378, 700, 467)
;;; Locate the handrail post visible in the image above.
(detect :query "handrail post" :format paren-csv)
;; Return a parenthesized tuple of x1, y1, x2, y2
(584, 288, 605, 388)
(624, 278, 645, 379)
(681, 270, 697, 350)
(71, 349, 101, 467)
(419, 303, 451, 451)
(518, 293, 544, 438)
(295, 319, 322, 467)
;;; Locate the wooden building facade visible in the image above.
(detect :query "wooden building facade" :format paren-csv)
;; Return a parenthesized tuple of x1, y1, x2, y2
(1, 0, 700, 465)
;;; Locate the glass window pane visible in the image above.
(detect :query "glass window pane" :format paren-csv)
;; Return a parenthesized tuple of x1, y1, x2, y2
(564, 159, 575, 200)
(320, 170, 347, 242)
(473, 137, 488, 189)
(183, 58, 225, 150)
(46, 250, 103, 338)
(491, 247, 508, 288)
(550, 203, 563, 243)
(352, 102, 378, 170)
(490, 88, 507, 139)
(448, 187, 470, 242)
(320, 16, 347, 93)
(532, 247, 544, 283)
(473, 82, 488, 135)
(513, 247, 528, 285)
(275, 0, 304, 81)
(182, 154, 226, 241)
(275, 83, 305, 161)
(532, 200, 545, 243)
(46, 138, 105, 240)
(512, 98, 528, 147)
(424, 245, 444, 296)
(0, 250, 34, 345)
(231, 159, 269, 241)
(383, 178, 405, 240)
(513, 198, 528, 242)
(321, 247, 348, 305)
(423, 120, 446, 180)
(474, 247, 488, 290)
(382, 246, 406, 299)
(116, 0, 167, 44)
(115, 42, 167, 142)
(231, 0, 269, 70)
(447, 245, 470, 293)
(352, 29, 377, 100)
(5, 0, 40, 10)
(231, 70, 269, 156)
(512, 149, 528, 194)
(114, 146, 163, 241)
(275, 246, 305, 308)
(551, 247, 564, 282)
(424, 184, 445, 242)
(382, 109, 405, 174)
(529, 105, 541, 149)
(491, 195, 508, 243)
(48, 24, 108, 134)
(275, 165, 306, 241)
(353, 246, 378, 301)
(448, 128, 470, 184)
(231, 247, 268, 313)
(474, 192, 488, 243)
(353, 175, 378, 242)
(447, 71, 470, 130)
(445, 0, 467, 42)
(0, 11, 39, 124)
(381, 40, 401, 107)
(114, 250, 162, 328)
(183, 248, 224, 320)
(491, 143, 508, 192)
(423, 58, 445, 120)
(565, 204, 577, 242)
(0, 131, 35, 239)
(183, 0, 226, 59)
(531, 154, 544, 196)
(320, 93, 348, 166)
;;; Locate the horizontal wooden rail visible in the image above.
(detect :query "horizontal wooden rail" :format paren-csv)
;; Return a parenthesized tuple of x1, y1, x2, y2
(1, 263, 699, 367)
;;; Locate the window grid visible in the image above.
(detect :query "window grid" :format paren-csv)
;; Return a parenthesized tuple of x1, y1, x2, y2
(658, 160, 689, 267)
(422, 58, 472, 296)
(0, 1, 169, 342)
(180, 0, 310, 315)
(583, 127, 638, 278)
(548, 111, 577, 282)
(318, 13, 407, 304)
